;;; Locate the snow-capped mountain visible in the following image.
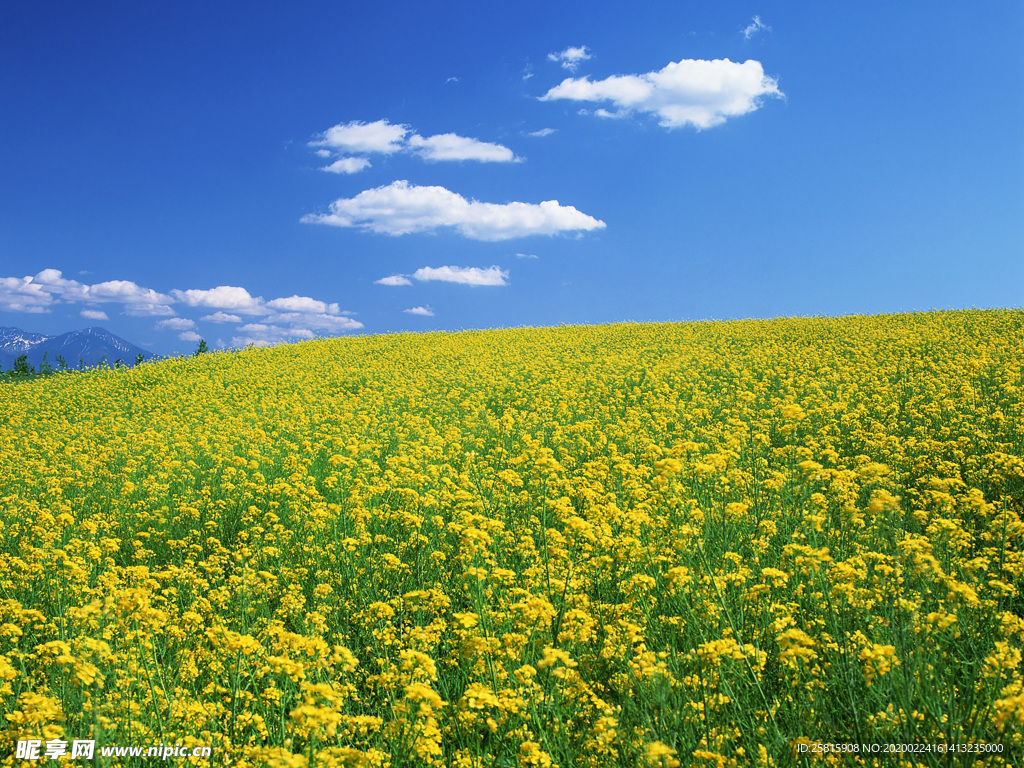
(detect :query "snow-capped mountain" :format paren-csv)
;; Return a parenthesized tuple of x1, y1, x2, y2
(0, 326, 150, 371)
(0, 326, 51, 353)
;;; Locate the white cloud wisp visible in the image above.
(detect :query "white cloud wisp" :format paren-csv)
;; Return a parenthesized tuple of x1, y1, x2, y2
(548, 46, 592, 71)
(377, 265, 509, 287)
(404, 306, 434, 316)
(231, 324, 320, 348)
(407, 133, 517, 163)
(540, 57, 783, 130)
(310, 120, 520, 172)
(0, 269, 364, 345)
(412, 266, 509, 286)
(171, 286, 266, 315)
(0, 269, 175, 316)
(322, 157, 373, 175)
(200, 311, 243, 323)
(743, 16, 772, 40)
(266, 295, 341, 314)
(0, 276, 55, 313)
(375, 275, 413, 286)
(312, 119, 410, 155)
(156, 317, 196, 331)
(303, 181, 605, 241)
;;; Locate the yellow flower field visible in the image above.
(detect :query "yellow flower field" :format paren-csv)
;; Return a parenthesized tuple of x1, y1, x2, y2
(1, 310, 1022, 767)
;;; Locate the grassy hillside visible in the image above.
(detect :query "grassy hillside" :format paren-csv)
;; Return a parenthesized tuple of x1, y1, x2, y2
(1, 310, 1023, 766)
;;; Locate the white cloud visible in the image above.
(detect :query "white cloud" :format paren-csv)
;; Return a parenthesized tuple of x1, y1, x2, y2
(156, 317, 196, 331)
(412, 265, 509, 286)
(0, 268, 362, 344)
(311, 119, 409, 154)
(171, 285, 266, 314)
(32, 269, 91, 302)
(231, 324, 319, 348)
(593, 108, 629, 120)
(88, 279, 174, 307)
(407, 133, 518, 163)
(526, 128, 556, 137)
(179, 331, 202, 343)
(743, 16, 772, 40)
(302, 180, 605, 241)
(0, 275, 55, 313)
(375, 275, 413, 286)
(200, 311, 242, 323)
(516, 252, 539, 259)
(30, 270, 174, 314)
(321, 156, 372, 174)
(124, 303, 176, 317)
(177, 287, 361, 338)
(548, 46, 592, 72)
(234, 337, 273, 348)
(1, 270, 177, 316)
(266, 295, 339, 314)
(310, 120, 518, 169)
(378, 266, 509, 287)
(540, 57, 783, 130)
(404, 306, 434, 316)
(265, 312, 362, 331)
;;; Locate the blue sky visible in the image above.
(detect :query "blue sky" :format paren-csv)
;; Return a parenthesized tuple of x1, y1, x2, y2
(2, 1, 1021, 356)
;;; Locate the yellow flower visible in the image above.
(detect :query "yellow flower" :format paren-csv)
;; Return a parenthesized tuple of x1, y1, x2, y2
(461, 683, 499, 710)
(777, 628, 818, 664)
(643, 741, 681, 767)
(858, 644, 899, 685)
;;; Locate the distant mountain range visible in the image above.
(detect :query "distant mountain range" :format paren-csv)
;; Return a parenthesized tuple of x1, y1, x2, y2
(0, 326, 150, 371)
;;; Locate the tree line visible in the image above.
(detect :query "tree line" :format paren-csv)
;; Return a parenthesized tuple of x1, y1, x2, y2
(1, 340, 209, 382)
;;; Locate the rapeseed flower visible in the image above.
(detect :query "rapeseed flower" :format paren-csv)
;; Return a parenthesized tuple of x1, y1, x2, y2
(0, 310, 1021, 765)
